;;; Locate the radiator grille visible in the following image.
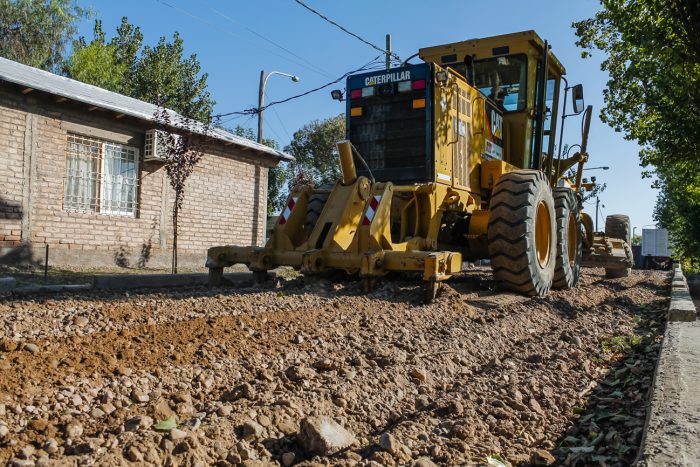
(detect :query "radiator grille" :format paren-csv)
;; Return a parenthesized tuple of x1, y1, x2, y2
(349, 91, 429, 183)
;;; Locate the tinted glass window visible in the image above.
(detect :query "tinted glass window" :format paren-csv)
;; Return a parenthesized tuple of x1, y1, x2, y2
(473, 55, 528, 112)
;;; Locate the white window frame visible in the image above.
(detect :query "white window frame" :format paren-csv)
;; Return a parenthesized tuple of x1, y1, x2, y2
(99, 142, 140, 217)
(63, 133, 140, 218)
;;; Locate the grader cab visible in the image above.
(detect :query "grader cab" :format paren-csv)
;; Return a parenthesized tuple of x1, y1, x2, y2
(207, 30, 633, 300)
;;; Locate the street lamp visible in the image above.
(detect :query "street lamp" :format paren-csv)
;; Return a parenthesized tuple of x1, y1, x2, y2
(584, 166, 610, 171)
(258, 70, 300, 143)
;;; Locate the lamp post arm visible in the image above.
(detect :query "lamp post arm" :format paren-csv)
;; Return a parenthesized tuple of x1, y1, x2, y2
(257, 71, 300, 144)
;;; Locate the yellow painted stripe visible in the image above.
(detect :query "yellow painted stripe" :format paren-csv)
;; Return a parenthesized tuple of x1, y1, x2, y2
(412, 98, 426, 109)
(350, 107, 363, 117)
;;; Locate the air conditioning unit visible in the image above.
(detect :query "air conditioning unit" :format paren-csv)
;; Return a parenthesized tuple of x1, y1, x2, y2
(144, 129, 180, 162)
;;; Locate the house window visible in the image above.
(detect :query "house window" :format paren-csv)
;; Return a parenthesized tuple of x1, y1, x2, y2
(63, 133, 139, 216)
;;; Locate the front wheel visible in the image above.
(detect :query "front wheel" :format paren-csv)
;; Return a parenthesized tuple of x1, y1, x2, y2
(488, 170, 556, 296)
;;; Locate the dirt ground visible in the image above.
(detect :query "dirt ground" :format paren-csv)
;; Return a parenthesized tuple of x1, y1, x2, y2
(0, 268, 669, 466)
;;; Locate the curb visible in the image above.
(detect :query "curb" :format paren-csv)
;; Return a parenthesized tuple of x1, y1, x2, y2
(638, 264, 700, 466)
(11, 284, 92, 296)
(0, 277, 17, 292)
(669, 264, 697, 321)
(2, 272, 276, 296)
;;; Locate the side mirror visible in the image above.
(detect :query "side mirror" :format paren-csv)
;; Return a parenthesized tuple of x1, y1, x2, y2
(572, 84, 585, 114)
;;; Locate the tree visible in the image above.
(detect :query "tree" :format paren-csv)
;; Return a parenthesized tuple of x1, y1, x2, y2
(653, 163, 700, 260)
(284, 114, 345, 189)
(133, 32, 213, 121)
(154, 106, 210, 274)
(65, 18, 214, 121)
(228, 126, 285, 215)
(573, 0, 700, 264)
(565, 164, 606, 202)
(573, 0, 700, 168)
(266, 165, 287, 215)
(632, 234, 641, 246)
(0, 0, 88, 71)
(63, 21, 129, 92)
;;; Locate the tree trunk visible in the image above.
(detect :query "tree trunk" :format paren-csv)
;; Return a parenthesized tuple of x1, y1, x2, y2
(172, 197, 178, 274)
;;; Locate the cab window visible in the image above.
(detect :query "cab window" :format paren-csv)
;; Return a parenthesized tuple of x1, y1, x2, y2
(541, 78, 556, 154)
(473, 54, 528, 112)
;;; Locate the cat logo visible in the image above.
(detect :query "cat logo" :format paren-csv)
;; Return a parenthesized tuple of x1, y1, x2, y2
(490, 110, 503, 139)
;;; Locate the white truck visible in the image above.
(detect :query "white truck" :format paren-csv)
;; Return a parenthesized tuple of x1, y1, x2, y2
(641, 228, 673, 270)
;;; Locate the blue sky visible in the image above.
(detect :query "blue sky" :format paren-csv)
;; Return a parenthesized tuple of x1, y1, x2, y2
(77, 0, 658, 231)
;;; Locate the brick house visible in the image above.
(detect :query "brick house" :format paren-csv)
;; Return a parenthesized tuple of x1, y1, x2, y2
(0, 57, 292, 268)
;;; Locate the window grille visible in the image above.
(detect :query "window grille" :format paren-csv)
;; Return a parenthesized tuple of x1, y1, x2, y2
(63, 134, 139, 217)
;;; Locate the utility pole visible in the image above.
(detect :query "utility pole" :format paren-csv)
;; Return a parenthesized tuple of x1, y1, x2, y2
(386, 34, 391, 70)
(257, 70, 265, 143)
(595, 196, 600, 232)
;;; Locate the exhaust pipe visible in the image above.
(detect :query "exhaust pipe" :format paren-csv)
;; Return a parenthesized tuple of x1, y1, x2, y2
(337, 140, 357, 185)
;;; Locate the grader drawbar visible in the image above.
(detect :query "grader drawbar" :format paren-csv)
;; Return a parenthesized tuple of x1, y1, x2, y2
(207, 30, 633, 300)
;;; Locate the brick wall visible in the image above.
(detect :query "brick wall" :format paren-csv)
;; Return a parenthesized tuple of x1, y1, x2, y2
(175, 143, 269, 251)
(0, 85, 275, 268)
(0, 94, 26, 246)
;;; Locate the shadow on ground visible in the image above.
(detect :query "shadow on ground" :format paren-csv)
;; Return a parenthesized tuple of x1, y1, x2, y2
(549, 296, 667, 465)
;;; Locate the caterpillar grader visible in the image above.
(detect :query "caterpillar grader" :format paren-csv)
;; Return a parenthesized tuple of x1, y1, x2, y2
(206, 30, 633, 301)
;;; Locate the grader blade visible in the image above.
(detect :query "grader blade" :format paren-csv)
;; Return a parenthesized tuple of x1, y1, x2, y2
(206, 140, 463, 295)
(581, 235, 634, 270)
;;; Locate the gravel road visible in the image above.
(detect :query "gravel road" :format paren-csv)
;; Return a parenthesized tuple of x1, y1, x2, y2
(0, 268, 668, 466)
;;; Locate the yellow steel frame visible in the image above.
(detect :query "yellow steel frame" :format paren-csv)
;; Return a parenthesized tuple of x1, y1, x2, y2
(207, 171, 464, 282)
(205, 31, 606, 288)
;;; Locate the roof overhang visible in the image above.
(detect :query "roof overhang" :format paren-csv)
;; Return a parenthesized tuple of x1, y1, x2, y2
(0, 57, 294, 163)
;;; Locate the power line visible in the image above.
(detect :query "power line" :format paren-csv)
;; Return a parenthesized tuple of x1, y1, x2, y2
(293, 0, 400, 62)
(205, 3, 333, 79)
(217, 113, 247, 127)
(266, 91, 293, 142)
(263, 117, 286, 143)
(153, 0, 332, 79)
(213, 54, 383, 118)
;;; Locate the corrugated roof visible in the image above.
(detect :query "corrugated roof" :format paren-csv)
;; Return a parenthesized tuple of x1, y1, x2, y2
(0, 56, 293, 162)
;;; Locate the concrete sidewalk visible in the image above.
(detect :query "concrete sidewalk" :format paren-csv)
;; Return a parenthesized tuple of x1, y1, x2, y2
(639, 265, 700, 465)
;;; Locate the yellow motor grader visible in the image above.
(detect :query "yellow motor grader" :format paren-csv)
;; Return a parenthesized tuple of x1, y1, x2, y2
(207, 30, 633, 300)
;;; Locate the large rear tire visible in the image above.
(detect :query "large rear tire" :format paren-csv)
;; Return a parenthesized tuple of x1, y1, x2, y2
(605, 214, 631, 278)
(553, 188, 582, 290)
(605, 214, 631, 244)
(488, 170, 556, 296)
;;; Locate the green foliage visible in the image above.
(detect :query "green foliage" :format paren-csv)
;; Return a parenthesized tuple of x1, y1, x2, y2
(632, 234, 641, 246)
(584, 182, 606, 203)
(0, 0, 88, 71)
(601, 334, 643, 355)
(573, 0, 700, 262)
(133, 32, 213, 121)
(284, 114, 345, 188)
(65, 18, 214, 121)
(64, 21, 128, 92)
(153, 417, 176, 431)
(681, 258, 699, 275)
(267, 166, 287, 215)
(566, 168, 607, 202)
(653, 161, 700, 259)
